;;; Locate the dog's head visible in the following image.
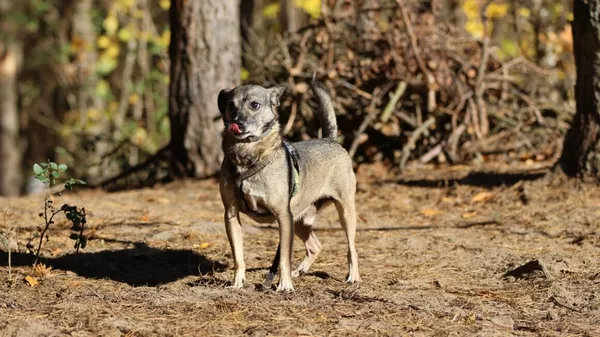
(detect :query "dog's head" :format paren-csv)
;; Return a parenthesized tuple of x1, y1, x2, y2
(218, 85, 285, 141)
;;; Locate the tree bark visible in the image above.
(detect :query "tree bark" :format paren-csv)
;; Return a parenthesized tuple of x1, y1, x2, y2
(72, 0, 102, 127)
(0, 42, 22, 196)
(559, 0, 600, 179)
(168, 0, 241, 178)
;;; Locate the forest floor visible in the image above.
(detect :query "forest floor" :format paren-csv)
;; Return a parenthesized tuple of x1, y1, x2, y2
(0, 163, 599, 336)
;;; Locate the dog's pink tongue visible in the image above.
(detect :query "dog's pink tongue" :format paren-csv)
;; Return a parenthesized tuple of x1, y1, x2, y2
(228, 123, 241, 134)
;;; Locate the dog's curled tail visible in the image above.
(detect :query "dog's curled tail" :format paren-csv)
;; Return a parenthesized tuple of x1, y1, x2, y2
(311, 80, 337, 139)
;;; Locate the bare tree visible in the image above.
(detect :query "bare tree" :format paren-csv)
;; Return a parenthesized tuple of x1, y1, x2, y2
(168, 0, 241, 178)
(559, 0, 600, 179)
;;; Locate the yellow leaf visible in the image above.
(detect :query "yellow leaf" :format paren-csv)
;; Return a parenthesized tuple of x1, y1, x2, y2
(118, 26, 133, 42)
(199, 242, 211, 249)
(95, 80, 111, 97)
(465, 20, 484, 39)
(105, 44, 120, 59)
(517, 7, 530, 18)
(25, 275, 39, 287)
(132, 127, 147, 145)
(471, 192, 494, 203)
(129, 93, 139, 105)
(486, 3, 509, 19)
(294, 0, 321, 19)
(420, 208, 440, 217)
(97, 35, 112, 49)
(153, 30, 171, 48)
(462, 211, 477, 219)
(103, 14, 119, 36)
(461, 0, 480, 19)
(117, 0, 135, 10)
(240, 68, 249, 81)
(159, 0, 170, 11)
(262, 3, 280, 20)
(87, 108, 99, 122)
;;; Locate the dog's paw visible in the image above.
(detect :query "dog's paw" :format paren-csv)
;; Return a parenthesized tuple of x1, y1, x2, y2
(228, 271, 245, 289)
(276, 279, 295, 292)
(292, 267, 307, 278)
(346, 272, 361, 284)
(261, 272, 276, 290)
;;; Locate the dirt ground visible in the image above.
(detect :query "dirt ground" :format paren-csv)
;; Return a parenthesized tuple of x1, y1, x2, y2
(0, 164, 599, 336)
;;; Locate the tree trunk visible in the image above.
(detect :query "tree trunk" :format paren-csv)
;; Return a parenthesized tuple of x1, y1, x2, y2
(72, 0, 102, 127)
(168, 0, 241, 178)
(0, 42, 22, 196)
(559, 0, 600, 179)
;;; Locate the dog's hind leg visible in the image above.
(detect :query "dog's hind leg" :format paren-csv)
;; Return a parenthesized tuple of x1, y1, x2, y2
(334, 198, 360, 284)
(293, 206, 322, 277)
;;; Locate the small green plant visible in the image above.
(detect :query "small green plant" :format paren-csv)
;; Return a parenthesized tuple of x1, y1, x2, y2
(32, 161, 88, 266)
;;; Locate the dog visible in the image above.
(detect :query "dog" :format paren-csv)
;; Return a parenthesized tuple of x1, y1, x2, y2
(217, 80, 360, 291)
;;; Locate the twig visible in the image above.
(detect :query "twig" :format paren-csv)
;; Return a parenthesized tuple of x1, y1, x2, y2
(348, 82, 395, 159)
(336, 79, 373, 100)
(396, 0, 437, 112)
(511, 86, 546, 126)
(419, 144, 443, 164)
(399, 117, 436, 169)
(474, 1, 492, 136)
(380, 81, 407, 122)
(348, 88, 382, 159)
(99, 145, 169, 188)
(446, 124, 466, 163)
(283, 99, 297, 135)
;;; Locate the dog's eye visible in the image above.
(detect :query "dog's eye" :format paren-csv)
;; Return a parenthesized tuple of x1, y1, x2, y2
(249, 101, 260, 110)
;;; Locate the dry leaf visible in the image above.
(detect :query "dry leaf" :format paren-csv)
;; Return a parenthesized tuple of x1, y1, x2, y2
(25, 275, 39, 287)
(441, 197, 456, 204)
(198, 242, 212, 249)
(420, 208, 440, 217)
(140, 215, 150, 222)
(462, 211, 477, 219)
(33, 263, 54, 278)
(471, 192, 493, 203)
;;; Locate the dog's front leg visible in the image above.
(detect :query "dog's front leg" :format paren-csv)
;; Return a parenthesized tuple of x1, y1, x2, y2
(276, 211, 294, 292)
(224, 209, 245, 288)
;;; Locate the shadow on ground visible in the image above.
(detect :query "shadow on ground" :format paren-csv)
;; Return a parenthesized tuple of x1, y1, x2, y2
(396, 170, 547, 188)
(0, 242, 226, 287)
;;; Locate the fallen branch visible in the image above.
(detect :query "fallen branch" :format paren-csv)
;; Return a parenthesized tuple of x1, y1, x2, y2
(399, 117, 436, 169)
(380, 81, 407, 122)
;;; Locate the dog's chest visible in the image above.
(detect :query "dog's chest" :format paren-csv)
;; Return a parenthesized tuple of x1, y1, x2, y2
(241, 181, 270, 213)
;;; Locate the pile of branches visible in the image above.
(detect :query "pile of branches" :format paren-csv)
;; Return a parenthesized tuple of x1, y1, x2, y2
(245, 1, 573, 171)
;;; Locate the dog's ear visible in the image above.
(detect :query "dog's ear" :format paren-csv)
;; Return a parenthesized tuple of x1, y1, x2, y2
(218, 89, 231, 115)
(267, 86, 286, 107)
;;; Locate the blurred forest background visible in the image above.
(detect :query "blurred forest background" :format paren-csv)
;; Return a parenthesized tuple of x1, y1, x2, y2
(0, 0, 575, 196)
